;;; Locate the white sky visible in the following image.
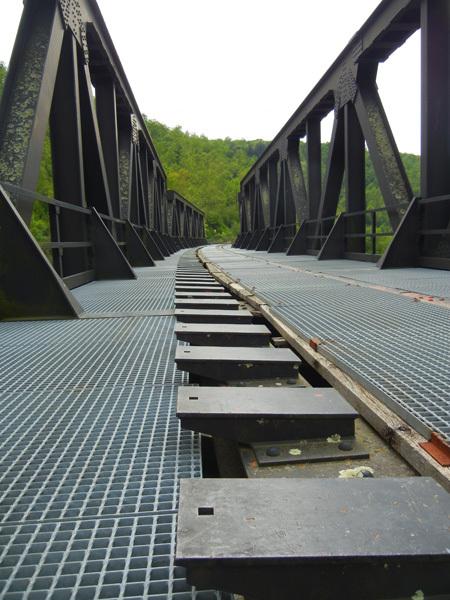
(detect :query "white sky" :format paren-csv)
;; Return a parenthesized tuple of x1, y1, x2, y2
(0, 0, 421, 154)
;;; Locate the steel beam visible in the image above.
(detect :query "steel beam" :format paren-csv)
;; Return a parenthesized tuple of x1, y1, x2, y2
(354, 70, 412, 232)
(0, 0, 64, 224)
(174, 323, 271, 347)
(344, 103, 366, 254)
(420, 0, 450, 259)
(177, 478, 450, 600)
(0, 185, 82, 320)
(125, 221, 155, 267)
(175, 346, 300, 382)
(91, 208, 136, 280)
(175, 309, 254, 324)
(176, 386, 357, 442)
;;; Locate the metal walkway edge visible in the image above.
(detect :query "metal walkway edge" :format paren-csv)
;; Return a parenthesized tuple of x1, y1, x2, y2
(201, 245, 450, 445)
(0, 250, 227, 600)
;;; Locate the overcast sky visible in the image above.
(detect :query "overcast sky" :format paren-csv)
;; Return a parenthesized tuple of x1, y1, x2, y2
(0, 0, 421, 153)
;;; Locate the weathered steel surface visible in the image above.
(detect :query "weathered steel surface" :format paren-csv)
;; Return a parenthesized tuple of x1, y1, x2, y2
(175, 298, 240, 310)
(175, 308, 254, 324)
(177, 477, 450, 599)
(177, 386, 357, 441)
(175, 323, 271, 346)
(175, 291, 232, 299)
(175, 346, 300, 381)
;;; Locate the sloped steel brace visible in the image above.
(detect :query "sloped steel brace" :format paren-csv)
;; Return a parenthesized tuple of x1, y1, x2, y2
(317, 213, 346, 260)
(154, 229, 170, 256)
(125, 221, 155, 267)
(143, 228, 165, 261)
(255, 227, 271, 251)
(91, 208, 136, 280)
(247, 229, 262, 250)
(378, 197, 420, 268)
(286, 220, 308, 256)
(233, 232, 244, 248)
(0, 185, 82, 320)
(268, 225, 289, 253)
(240, 232, 252, 249)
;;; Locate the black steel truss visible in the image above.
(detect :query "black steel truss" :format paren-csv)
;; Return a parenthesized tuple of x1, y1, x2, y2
(235, 0, 450, 271)
(0, 0, 205, 320)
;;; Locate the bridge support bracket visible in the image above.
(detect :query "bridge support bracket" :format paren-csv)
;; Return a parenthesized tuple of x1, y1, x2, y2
(125, 221, 155, 267)
(378, 197, 419, 269)
(255, 228, 271, 251)
(0, 185, 82, 320)
(91, 209, 136, 280)
(317, 214, 345, 260)
(267, 226, 286, 253)
(286, 221, 308, 255)
(143, 228, 164, 261)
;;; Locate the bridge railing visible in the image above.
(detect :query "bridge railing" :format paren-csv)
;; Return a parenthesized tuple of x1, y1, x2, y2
(2, 181, 203, 293)
(237, 203, 409, 262)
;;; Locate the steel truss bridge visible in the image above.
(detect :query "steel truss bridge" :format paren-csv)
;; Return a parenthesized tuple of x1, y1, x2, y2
(234, 0, 450, 271)
(0, 1, 450, 600)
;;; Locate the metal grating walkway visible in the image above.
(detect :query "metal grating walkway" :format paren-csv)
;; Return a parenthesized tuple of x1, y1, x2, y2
(0, 250, 228, 600)
(202, 245, 450, 443)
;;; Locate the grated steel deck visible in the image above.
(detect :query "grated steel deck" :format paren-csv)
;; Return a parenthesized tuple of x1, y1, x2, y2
(0, 514, 224, 599)
(202, 245, 450, 442)
(0, 317, 184, 393)
(0, 250, 229, 600)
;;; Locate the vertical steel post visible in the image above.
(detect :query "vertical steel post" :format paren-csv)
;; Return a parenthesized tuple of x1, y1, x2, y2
(345, 103, 366, 253)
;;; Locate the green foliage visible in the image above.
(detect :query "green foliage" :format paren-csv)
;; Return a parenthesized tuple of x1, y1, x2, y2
(32, 132, 53, 245)
(0, 62, 6, 97)
(146, 118, 267, 241)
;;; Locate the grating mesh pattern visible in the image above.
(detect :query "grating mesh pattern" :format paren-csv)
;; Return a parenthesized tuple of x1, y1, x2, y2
(0, 250, 230, 599)
(216, 248, 450, 299)
(0, 385, 199, 525)
(0, 515, 223, 600)
(73, 279, 175, 314)
(202, 245, 450, 441)
(0, 317, 183, 393)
